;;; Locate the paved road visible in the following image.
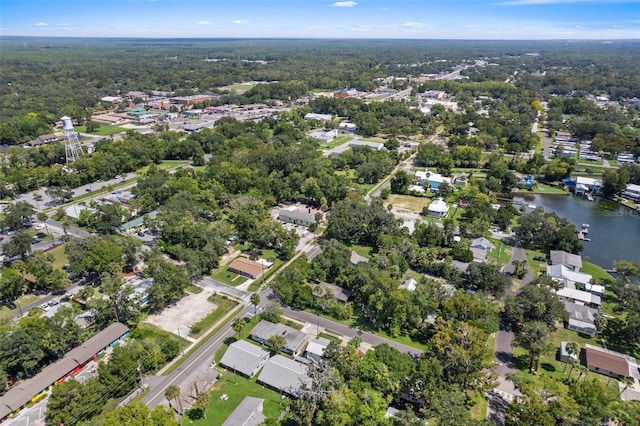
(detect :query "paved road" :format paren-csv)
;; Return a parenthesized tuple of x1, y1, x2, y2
(198, 276, 251, 302)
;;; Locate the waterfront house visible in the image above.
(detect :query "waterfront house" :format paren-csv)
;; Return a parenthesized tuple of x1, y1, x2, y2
(562, 301, 598, 337)
(621, 183, 640, 203)
(555, 287, 601, 308)
(549, 250, 583, 272)
(574, 176, 602, 195)
(547, 264, 592, 288)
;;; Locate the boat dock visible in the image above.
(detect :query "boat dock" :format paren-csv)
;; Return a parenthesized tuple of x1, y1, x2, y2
(577, 223, 591, 241)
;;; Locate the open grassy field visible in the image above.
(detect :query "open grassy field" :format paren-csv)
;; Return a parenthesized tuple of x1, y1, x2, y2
(526, 183, 570, 195)
(211, 265, 248, 287)
(487, 237, 512, 268)
(76, 124, 126, 136)
(47, 244, 69, 270)
(386, 194, 430, 215)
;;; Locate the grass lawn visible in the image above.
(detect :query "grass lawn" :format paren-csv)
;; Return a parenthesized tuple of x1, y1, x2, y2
(136, 160, 188, 175)
(185, 284, 203, 294)
(469, 390, 488, 421)
(349, 244, 374, 259)
(580, 261, 613, 283)
(227, 83, 257, 91)
(386, 194, 430, 215)
(189, 295, 239, 338)
(526, 183, 570, 195)
(511, 327, 619, 393)
(211, 265, 248, 287)
(189, 372, 285, 426)
(321, 135, 352, 149)
(47, 244, 69, 270)
(524, 248, 548, 276)
(76, 124, 126, 136)
(487, 238, 511, 268)
(0, 295, 37, 319)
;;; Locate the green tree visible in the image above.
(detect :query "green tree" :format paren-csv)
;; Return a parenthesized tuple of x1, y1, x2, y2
(563, 341, 579, 373)
(260, 301, 283, 323)
(515, 321, 553, 372)
(2, 201, 35, 230)
(164, 384, 183, 414)
(250, 292, 260, 315)
(266, 334, 286, 354)
(2, 228, 35, 261)
(102, 401, 177, 426)
(231, 317, 245, 338)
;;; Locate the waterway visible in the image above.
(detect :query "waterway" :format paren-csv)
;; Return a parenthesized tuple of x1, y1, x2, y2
(513, 194, 640, 269)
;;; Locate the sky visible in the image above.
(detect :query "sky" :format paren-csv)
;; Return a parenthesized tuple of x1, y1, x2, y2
(1, 0, 638, 40)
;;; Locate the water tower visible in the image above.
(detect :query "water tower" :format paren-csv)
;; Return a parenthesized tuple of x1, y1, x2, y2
(61, 116, 84, 163)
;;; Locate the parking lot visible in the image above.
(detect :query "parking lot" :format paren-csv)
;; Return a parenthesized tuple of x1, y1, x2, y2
(144, 290, 217, 338)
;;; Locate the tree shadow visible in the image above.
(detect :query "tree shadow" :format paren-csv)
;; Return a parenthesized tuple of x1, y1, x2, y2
(540, 363, 556, 372)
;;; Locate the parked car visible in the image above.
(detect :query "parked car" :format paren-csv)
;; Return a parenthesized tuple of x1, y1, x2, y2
(40, 303, 50, 311)
(35, 223, 46, 230)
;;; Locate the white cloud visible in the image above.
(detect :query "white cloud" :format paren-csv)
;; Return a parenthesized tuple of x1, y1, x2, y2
(331, 1, 357, 7)
(34, 22, 48, 27)
(196, 21, 212, 25)
(349, 24, 370, 31)
(499, 0, 637, 5)
(401, 22, 423, 28)
(231, 20, 248, 25)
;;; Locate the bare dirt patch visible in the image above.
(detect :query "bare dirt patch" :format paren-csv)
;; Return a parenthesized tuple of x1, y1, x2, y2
(144, 290, 217, 336)
(386, 194, 430, 215)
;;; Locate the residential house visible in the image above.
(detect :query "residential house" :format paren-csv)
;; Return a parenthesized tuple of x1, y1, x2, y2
(100, 96, 122, 104)
(579, 282, 605, 297)
(547, 264, 592, 289)
(339, 122, 357, 132)
(555, 287, 601, 308)
(125, 91, 149, 101)
(27, 133, 65, 147)
(278, 206, 319, 227)
(427, 198, 449, 218)
(257, 355, 310, 397)
(399, 278, 417, 291)
(350, 251, 370, 265)
(407, 185, 426, 194)
(616, 153, 636, 166)
(549, 250, 583, 272)
(350, 140, 384, 151)
(219, 340, 270, 378)
(313, 282, 352, 303)
(311, 129, 338, 143)
(222, 397, 266, 426)
(228, 257, 267, 280)
(574, 176, 602, 195)
(414, 172, 452, 191)
(621, 183, 640, 203)
(584, 344, 640, 381)
(470, 237, 495, 252)
(250, 320, 308, 356)
(305, 337, 331, 363)
(562, 301, 598, 337)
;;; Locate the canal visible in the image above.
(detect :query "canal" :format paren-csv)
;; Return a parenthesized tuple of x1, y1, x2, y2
(513, 193, 640, 270)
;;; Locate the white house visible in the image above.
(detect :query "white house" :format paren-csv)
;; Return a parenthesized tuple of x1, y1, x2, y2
(339, 122, 357, 132)
(414, 171, 452, 191)
(470, 237, 495, 252)
(621, 183, 640, 203)
(555, 287, 601, 308)
(574, 176, 602, 195)
(399, 278, 417, 291)
(547, 264, 592, 288)
(427, 198, 449, 218)
(304, 113, 333, 122)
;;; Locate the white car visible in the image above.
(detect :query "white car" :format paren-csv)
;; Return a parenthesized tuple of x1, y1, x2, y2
(35, 223, 46, 230)
(40, 302, 50, 311)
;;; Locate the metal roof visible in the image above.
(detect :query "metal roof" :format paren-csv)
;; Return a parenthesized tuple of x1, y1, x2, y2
(219, 340, 270, 378)
(257, 355, 309, 397)
(0, 323, 129, 420)
(250, 320, 308, 355)
(222, 397, 266, 426)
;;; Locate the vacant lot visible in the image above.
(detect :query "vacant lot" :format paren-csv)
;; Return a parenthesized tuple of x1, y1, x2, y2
(144, 291, 216, 336)
(386, 194, 430, 215)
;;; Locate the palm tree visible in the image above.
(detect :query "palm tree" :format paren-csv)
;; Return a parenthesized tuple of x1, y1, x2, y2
(563, 342, 579, 373)
(250, 292, 260, 315)
(231, 317, 245, 339)
(594, 315, 607, 336)
(567, 358, 579, 379)
(576, 365, 589, 382)
(165, 384, 182, 414)
(195, 391, 211, 419)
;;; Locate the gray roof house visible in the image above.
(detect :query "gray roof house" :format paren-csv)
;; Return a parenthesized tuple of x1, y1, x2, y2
(562, 301, 597, 337)
(350, 251, 370, 265)
(305, 337, 332, 363)
(257, 355, 310, 397)
(313, 282, 352, 303)
(222, 397, 266, 426)
(250, 320, 308, 356)
(550, 250, 582, 271)
(278, 207, 318, 227)
(1, 323, 129, 421)
(470, 237, 495, 252)
(219, 340, 270, 378)
(399, 278, 417, 291)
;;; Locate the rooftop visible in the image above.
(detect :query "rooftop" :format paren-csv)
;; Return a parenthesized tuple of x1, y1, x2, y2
(250, 320, 308, 355)
(222, 397, 265, 426)
(547, 264, 592, 285)
(228, 257, 266, 278)
(257, 355, 309, 397)
(219, 340, 270, 378)
(549, 250, 583, 270)
(585, 344, 640, 379)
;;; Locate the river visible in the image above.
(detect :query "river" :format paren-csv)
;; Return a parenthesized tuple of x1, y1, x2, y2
(512, 194, 640, 269)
